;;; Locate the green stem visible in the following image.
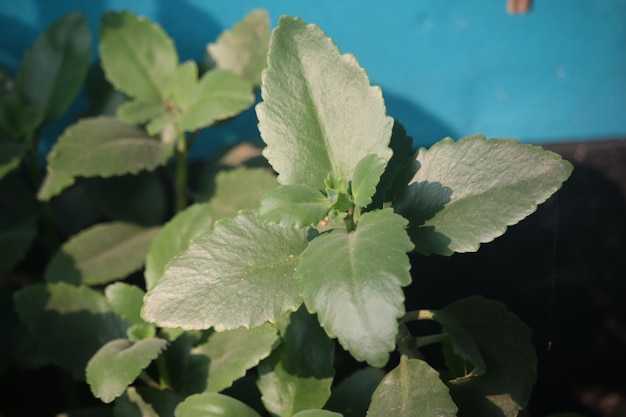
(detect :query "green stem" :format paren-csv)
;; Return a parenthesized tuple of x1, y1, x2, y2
(174, 131, 188, 213)
(156, 353, 173, 390)
(399, 309, 434, 324)
(396, 323, 423, 360)
(343, 205, 356, 232)
(139, 371, 162, 390)
(416, 333, 449, 348)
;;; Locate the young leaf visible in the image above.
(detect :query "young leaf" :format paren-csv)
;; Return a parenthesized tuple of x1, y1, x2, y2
(16, 12, 91, 122)
(292, 411, 343, 417)
(144, 203, 214, 290)
(257, 16, 393, 190)
(187, 323, 278, 393)
(143, 211, 308, 331)
(432, 296, 537, 417)
(47, 117, 174, 179)
(114, 386, 184, 417)
(257, 308, 335, 417)
(13, 282, 129, 379)
(45, 222, 160, 286)
(367, 358, 457, 417)
(393, 135, 573, 255)
(0, 175, 37, 273)
(351, 155, 387, 208)
(325, 367, 385, 417)
(175, 393, 262, 417)
(87, 338, 168, 403)
(297, 209, 413, 367)
(117, 100, 165, 125)
(99, 11, 178, 103)
(259, 185, 331, 227)
(207, 9, 270, 86)
(105, 283, 148, 326)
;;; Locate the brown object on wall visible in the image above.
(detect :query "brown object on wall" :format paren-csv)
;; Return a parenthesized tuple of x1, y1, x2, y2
(508, 0, 532, 14)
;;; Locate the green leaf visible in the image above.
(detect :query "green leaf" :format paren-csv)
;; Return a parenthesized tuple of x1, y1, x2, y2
(292, 411, 343, 417)
(393, 135, 573, 255)
(114, 386, 184, 417)
(167, 61, 199, 110)
(187, 323, 278, 393)
(259, 185, 331, 227)
(351, 155, 387, 208)
(367, 358, 458, 417)
(37, 166, 76, 201)
(16, 12, 91, 122)
(45, 222, 160, 286)
(143, 211, 308, 330)
(432, 296, 537, 417)
(100, 11, 178, 102)
(175, 69, 254, 132)
(0, 141, 28, 179)
(0, 175, 38, 273)
(144, 203, 214, 290)
(257, 16, 393, 190)
(13, 282, 129, 379)
(0, 94, 43, 139)
(117, 100, 165, 125)
(105, 283, 147, 326)
(47, 116, 174, 179)
(87, 338, 168, 403)
(175, 393, 262, 417)
(297, 209, 413, 366)
(207, 9, 270, 86)
(325, 367, 385, 417)
(257, 307, 335, 417)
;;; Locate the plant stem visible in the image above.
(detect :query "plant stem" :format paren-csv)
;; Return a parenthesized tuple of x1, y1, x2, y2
(156, 353, 173, 390)
(399, 309, 434, 324)
(416, 333, 449, 348)
(396, 323, 423, 360)
(174, 131, 188, 213)
(139, 371, 162, 390)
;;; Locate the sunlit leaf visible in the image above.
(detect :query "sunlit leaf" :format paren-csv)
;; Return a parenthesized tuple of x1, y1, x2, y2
(105, 282, 147, 326)
(259, 185, 331, 227)
(351, 155, 387, 208)
(175, 393, 261, 417)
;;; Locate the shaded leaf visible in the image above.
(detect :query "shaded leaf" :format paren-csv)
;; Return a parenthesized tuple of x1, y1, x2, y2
(16, 12, 91, 122)
(432, 296, 537, 417)
(0, 141, 28, 179)
(0, 94, 43, 140)
(297, 209, 413, 366)
(325, 367, 385, 417)
(87, 338, 167, 403)
(351, 155, 387, 208)
(258, 307, 335, 417)
(367, 358, 457, 417)
(257, 16, 393, 190)
(175, 392, 261, 417)
(13, 282, 129, 379)
(114, 386, 184, 417)
(394, 135, 573, 255)
(292, 411, 343, 417)
(45, 222, 160, 286)
(143, 211, 308, 331)
(259, 185, 331, 227)
(105, 282, 147, 326)
(207, 9, 270, 86)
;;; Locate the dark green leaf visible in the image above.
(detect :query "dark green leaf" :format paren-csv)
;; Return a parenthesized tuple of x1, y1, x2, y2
(394, 135, 573, 255)
(105, 282, 147, 326)
(0, 175, 38, 273)
(87, 338, 168, 403)
(175, 393, 262, 417)
(114, 386, 184, 417)
(433, 296, 537, 417)
(258, 307, 335, 417)
(297, 209, 413, 366)
(100, 11, 178, 102)
(367, 358, 457, 417)
(47, 117, 174, 179)
(16, 12, 91, 122)
(143, 211, 308, 330)
(325, 367, 385, 417)
(351, 155, 387, 208)
(0, 94, 43, 140)
(0, 141, 28, 179)
(257, 16, 393, 190)
(13, 282, 129, 379)
(45, 222, 160, 286)
(207, 9, 270, 86)
(292, 411, 343, 417)
(144, 203, 214, 290)
(259, 185, 331, 227)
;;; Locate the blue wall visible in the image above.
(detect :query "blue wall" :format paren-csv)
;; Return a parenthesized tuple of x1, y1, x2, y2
(1, 0, 624, 155)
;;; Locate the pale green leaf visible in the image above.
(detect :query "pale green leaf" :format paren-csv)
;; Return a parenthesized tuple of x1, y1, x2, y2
(259, 185, 331, 227)
(258, 307, 335, 417)
(367, 358, 457, 417)
(257, 16, 393, 190)
(117, 100, 165, 125)
(0, 175, 37, 273)
(351, 155, 387, 208)
(298, 209, 413, 366)
(37, 166, 76, 201)
(325, 367, 385, 417)
(175, 393, 261, 417)
(432, 296, 537, 417)
(13, 282, 129, 379)
(207, 9, 270, 86)
(105, 283, 147, 326)
(167, 61, 199, 110)
(114, 386, 184, 417)
(16, 12, 91, 122)
(0, 141, 27, 179)
(292, 411, 343, 417)
(45, 222, 160, 286)
(143, 211, 308, 330)
(187, 323, 278, 393)
(175, 69, 254, 132)
(144, 203, 214, 290)
(394, 135, 573, 255)
(47, 117, 173, 178)
(100, 11, 178, 102)
(87, 338, 168, 403)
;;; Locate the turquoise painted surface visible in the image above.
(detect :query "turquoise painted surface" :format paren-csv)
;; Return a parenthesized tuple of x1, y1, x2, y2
(1, 0, 624, 156)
